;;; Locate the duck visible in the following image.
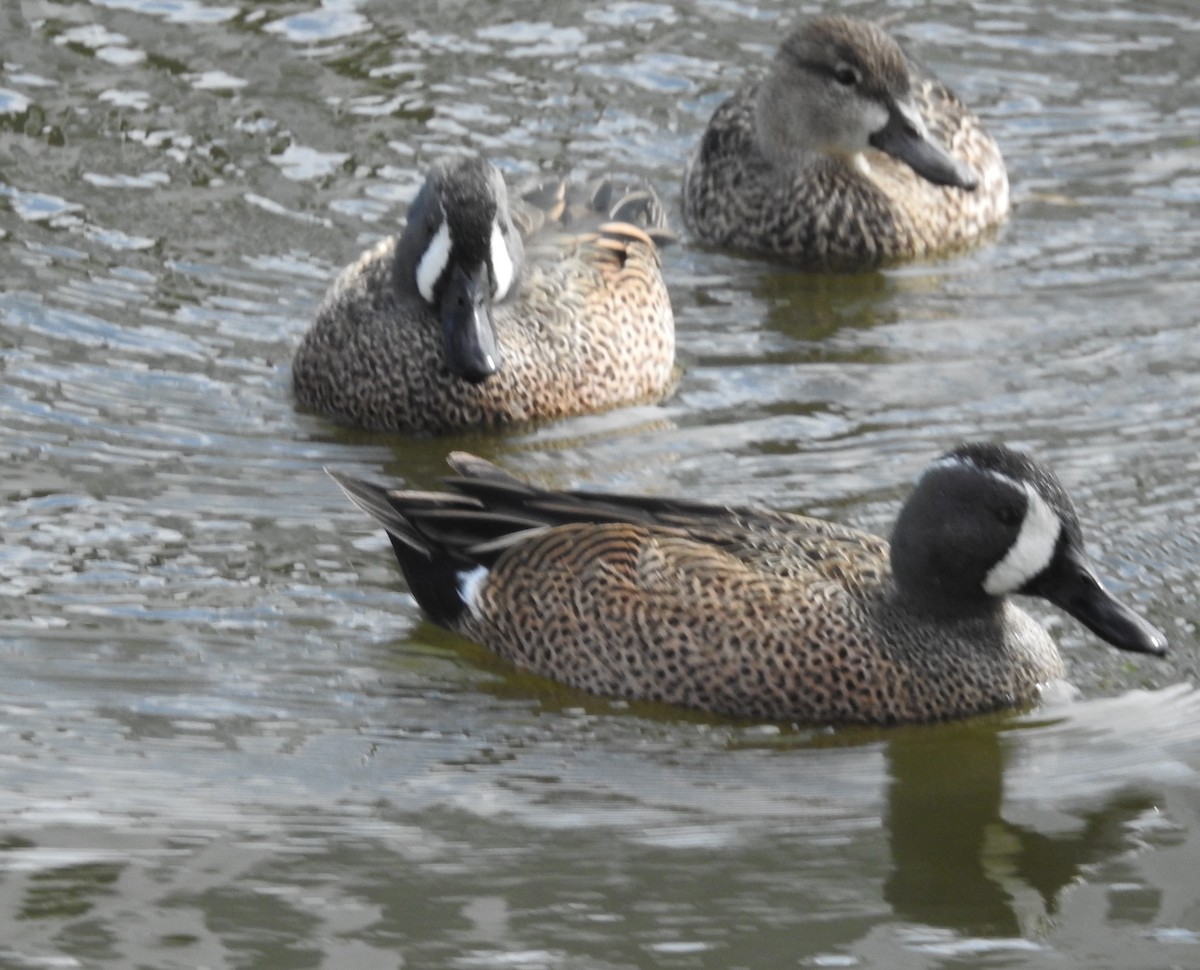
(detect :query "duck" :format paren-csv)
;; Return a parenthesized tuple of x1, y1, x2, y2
(292, 156, 676, 434)
(681, 15, 1010, 269)
(329, 442, 1166, 725)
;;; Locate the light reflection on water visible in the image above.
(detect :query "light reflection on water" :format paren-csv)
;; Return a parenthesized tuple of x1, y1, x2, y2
(2, 0, 1200, 966)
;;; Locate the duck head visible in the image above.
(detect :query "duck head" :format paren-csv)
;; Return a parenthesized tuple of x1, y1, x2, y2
(756, 16, 979, 190)
(396, 156, 525, 383)
(890, 442, 1167, 656)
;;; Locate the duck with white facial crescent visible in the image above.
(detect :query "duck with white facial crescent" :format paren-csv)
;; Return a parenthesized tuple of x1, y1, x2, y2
(294, 157, 676, 433)
(331, 443, 1166, 725)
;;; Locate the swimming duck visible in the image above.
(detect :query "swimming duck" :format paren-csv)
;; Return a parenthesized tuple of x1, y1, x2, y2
(681, 15, 1010, 269)
(293, 156, 676, 433)
(330, 443, 1165, 724)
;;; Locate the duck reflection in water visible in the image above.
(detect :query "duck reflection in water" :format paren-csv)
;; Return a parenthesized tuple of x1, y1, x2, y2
(883, 725, 1158, 938)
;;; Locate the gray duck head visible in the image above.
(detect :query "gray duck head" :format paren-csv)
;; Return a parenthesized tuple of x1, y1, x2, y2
(755, 15, 978, 190)
(395, 156, 525, 383)
(890, 442, 1167, 656)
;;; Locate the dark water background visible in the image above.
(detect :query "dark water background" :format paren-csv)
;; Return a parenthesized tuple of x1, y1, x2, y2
(3, 1, 1200, 967)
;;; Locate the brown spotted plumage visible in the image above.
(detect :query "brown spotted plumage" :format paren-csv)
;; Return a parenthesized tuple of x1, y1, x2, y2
(293, 158, 676, 434)
(330, 444, 1166, 725)
(682, 15, 1009, 268)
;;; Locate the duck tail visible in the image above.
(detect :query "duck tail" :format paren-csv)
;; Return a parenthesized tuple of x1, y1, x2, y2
(328, 464, 558, 627)
(326, 470, 480, 627)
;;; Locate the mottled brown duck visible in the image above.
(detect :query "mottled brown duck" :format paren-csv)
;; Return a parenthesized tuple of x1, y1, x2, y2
(294, 156, 675, 433)
(682, 15, 1010, 268)
(330, 443, 1165, 725)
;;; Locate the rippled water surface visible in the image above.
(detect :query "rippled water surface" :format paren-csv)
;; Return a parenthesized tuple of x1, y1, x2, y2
(3, 0, 1200, 967)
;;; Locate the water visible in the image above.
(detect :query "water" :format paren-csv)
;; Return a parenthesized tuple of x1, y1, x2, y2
(2, 0, 1199, 966)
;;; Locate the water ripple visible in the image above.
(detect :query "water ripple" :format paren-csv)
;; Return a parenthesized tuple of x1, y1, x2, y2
(2, 1, 1199, 966)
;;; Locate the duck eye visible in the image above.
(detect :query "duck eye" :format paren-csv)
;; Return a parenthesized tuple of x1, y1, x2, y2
(833, 64, 860, 87)
(994, 504, 1023, 528)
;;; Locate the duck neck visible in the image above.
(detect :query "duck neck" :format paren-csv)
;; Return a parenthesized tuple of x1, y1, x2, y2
(887, 579, 1005, 626)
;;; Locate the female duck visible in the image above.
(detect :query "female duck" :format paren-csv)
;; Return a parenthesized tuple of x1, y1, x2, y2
(331, 443, 1165, 725)
(293, 156, 675, 433)
(682, 15, 1010, 268)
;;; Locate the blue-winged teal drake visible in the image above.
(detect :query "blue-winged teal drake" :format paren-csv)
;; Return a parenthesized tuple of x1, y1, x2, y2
(331, 443, 1165, 725)
(293, 156, 676, 434)
(681, 15, 1010, 269)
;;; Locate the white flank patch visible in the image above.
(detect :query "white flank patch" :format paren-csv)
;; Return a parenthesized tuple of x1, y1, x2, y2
(415, 221, 452, 303)
(489, 220, 514, 300)
(456, 564, 489, 619)
(983, 484, 1062, 595)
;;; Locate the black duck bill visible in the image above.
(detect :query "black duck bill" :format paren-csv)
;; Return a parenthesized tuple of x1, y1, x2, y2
(439, 259, 502, 383)
(868, 98, 979, 190)
(1025, 543, 1168, 657)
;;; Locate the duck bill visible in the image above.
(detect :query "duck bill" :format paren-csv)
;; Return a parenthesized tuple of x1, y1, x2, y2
(439, 261, 501, 384)
(868, 100, 979, 191)
(1027, 547, 1168, 656)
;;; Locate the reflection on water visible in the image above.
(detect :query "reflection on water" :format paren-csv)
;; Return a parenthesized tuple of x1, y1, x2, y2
(882, 685, 1200, 958)
(884, 724, 1155, 940)
(5, 686, 1199, 967)
(3, 0, 1200, 966)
